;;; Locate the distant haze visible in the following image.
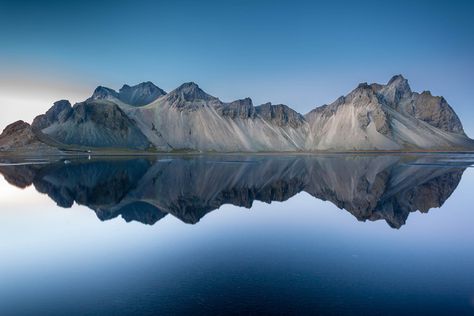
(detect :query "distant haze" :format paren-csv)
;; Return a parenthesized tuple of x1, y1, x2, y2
(1, 0, 473, 137)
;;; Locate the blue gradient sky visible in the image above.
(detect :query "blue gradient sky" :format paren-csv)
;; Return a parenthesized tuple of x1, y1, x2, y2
(1, 0, 473, 135)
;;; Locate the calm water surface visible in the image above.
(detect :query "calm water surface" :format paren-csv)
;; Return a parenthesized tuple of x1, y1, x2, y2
(1, 154, 474, 315)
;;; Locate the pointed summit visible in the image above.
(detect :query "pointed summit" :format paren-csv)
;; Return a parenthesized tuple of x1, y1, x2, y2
(90, 86, 118, 101)
(380, 74, 412, 105)
(118, 81, 166, 106)
(386, 74, 411, 92)
(170, 82, 215, 102)
(387, 74, 406, 84)
(178, 82, 199, 89)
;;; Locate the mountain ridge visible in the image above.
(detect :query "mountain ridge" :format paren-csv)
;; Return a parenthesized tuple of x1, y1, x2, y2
(1, 75, 473, 153)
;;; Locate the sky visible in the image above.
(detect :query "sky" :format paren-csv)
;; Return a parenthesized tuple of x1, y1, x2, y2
(1, 0, 473, 135)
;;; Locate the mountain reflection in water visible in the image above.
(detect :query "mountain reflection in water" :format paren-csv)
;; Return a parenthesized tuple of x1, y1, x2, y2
(0, 154, 472, 229)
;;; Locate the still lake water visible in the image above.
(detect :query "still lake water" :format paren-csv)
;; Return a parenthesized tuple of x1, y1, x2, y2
(1, 153, 474, 315)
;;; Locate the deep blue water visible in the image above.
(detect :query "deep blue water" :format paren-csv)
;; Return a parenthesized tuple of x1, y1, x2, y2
(0, 154, 474, 315)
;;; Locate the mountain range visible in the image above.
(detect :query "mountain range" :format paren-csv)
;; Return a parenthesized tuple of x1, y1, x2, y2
(0, 75, 473, 153)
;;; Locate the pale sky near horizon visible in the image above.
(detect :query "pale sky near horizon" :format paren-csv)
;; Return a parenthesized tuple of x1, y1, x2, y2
(1, 0, 473, 136)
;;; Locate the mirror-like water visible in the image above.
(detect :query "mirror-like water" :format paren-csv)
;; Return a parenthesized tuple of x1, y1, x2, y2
(1, 154, 474, 315)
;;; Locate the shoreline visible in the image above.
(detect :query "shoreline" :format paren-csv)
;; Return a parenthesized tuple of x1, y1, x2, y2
(1, 149, 474, 159)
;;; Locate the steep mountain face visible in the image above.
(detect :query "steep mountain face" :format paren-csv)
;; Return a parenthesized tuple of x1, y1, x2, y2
(36, 100, 152, 149)
(126, 82, 308, 151)
(217, 98, 255, 119)
(88, 82, 166, 107)
(1, 75, 472, 153)
(305, 85, 397, 150)
(31, 100, 73, 130)
(255, 103, 305, 128)
(0, 155, 469, 228)
(305, 76, 472, 150)
(379, 75, 465, 135)
(118, 82, 167, 106)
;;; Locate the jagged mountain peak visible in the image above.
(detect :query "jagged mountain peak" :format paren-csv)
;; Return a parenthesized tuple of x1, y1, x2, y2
(255, 102, 305, 128)
(421, 90, 432, 96)
(52, 99, 72, 108)
(118, 81, 166, 106)
(343, 81, 380, 107)
(88, 82, 166, 107)
(381, 74, 412, 104)
(257, 102, 292, 110)
(90, 86, 118, 100)
(387, 74, 410, 91)
(169, 82, 216, 102)
(356, 82, 370, 89)
(342, 75, 412, 106)
(349, 82, 377, 95)
(218, 97, 255, 119)
(230, 97, 253, 107)
(119, 81, 164, 93)
(179, 81, 199, 89)
(387, 74, 406, 83)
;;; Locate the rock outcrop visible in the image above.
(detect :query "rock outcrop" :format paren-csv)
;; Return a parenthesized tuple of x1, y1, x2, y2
(255, 103, 305, 128)
(0, 120, 62, 154)
(218, 98, 256, 119)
